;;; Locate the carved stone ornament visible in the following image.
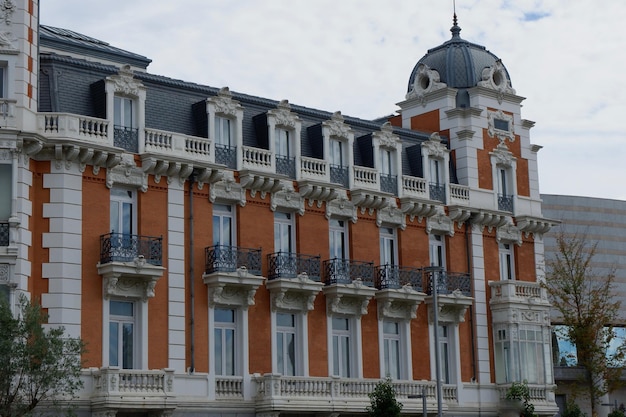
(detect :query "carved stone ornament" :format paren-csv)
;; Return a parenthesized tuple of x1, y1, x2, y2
(0, 0, 15, 25)
(376, 198, 406, 230)
(490, 141, 515, 167)
(209, 87, 242, 117)
(478, 59, 516, 101)
(516, 215, 555, 238)
(0, 30, 16, 51)
(109, 65, 144, 97)
(270, 181, 305, 215)
(426, 209, 454, 236)
(325, 190, 357, 223)
(203, 267, 265, 310)
(487, 109, 515, 143)
(98, 257, 165, 301)
(426, 290, 473, 323)
(266, 273, 323, 313)
(400, 198, 439, 223)
(268, 99, 299, 129)
(372, 122, 401, 150)
(496, 222, 522, 246)
(351, 190, 390, 215)
(209, 173, 246, 207)
(406, 63, 446, 101)
(376, 286, 426, 320)
(324, 111, 352, 140)
(239, 171, 283, 199)
(0, 263, 9, 282)
(421, 132, 448, 159)
(323, 279, 377, 317)
(107, 153, 148, 192)
(299, 181, 339, 208)
(471, 210, 510, 233)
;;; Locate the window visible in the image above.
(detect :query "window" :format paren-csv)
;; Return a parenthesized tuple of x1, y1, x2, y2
(379, 227, 398, 288)
(275, 128, 290, 157)
(494, 118, 509, 132)
(499, 243, 515, 280)
(114, 96, 134, 128)
(110, 187, 135, 236)
(329, 219, 348, 260)
(330, 139, 344, 167)
(430, 158, 443, 186)
(0, 164, 11, 221)
(0, 66, 5, 98)
(274, 212, 294, 254)
(109, 300, 136, 369)
(383, 321, 401, 379)
(438, 325, 451, 383)
(380, 149, 393, 176)
(276, 312, 297, 376)
(213, 204, 234, 247)
(497, 166, 514, 212)
(494, 325, 545, 384)
(215, 116, 232, 147)
(429, 234, 445, 269)
(332, 316, 352, 377)
(429, 158, 445, 202)
(214, 308, 236, 376)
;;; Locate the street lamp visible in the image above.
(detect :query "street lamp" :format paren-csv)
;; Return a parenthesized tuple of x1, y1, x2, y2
(425, 265, 444, 417)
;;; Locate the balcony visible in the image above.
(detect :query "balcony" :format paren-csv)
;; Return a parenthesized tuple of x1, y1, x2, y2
(114, 125, 139, 153)
(489, 280, 550, 307)
(276, 155, 296, 178)
(254, 375, 457, 415)
(323, 258, 375, 286)
(424, 268, 473, 323)
(90, 367, 176, 411)
(203, 245, 265, 308)
(265, 251, 323, 313)
(375, 265, 426, 320)
(497, 382, 557, 417)
(426, 271, 471, 297)
(97, 233, 165, 300)
(380, 173, 397, 194)
(429, 182, 446, 203)
(0, 222, 8, 246)
(330, 164, 349, 188)
(215, 143, 237, 169)
(267, 252, 321, 281)
(498, 193, 514, 212)
(322, 258, 377, 317)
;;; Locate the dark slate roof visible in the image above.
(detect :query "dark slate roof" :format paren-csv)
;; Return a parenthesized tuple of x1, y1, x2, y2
(39, 44, 445, 179)
(407, 18, 511, 91)
(40, 25, 152, 69)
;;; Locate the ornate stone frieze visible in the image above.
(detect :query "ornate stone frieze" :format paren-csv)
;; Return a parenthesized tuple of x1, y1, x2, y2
(406, 63, 446, 102)
(325, 190, 357, 223)
(98, 259, 165, 301)
(487, 109, 515, 143)
(490, 141, 515, 167)
(107, 153, 148, 191)
(268, 99, 299, 129)
(0, 0, 15, 25)
(0, 263, 10, 283)
(108, 65, 144, 97)
(209, 171, 246, 206)
(372, 122, 401, 150)
(323, 111, 352, 140)
(208, 87, 242, 117)
(421, 132, 447, 158)
(203, 267, 265, 310)
(376, 286, 426, 320)
(426, 290, 473, 323)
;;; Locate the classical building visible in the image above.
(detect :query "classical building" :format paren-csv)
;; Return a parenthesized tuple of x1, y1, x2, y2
(0, 2, 558, 416)
(542, 194, 626, 416)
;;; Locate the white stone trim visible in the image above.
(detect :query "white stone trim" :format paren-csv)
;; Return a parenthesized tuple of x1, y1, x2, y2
(168, 181, 186, 371)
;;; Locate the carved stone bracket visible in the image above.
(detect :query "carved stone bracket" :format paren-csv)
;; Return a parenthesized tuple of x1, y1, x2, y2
(448, 206, 472, 229)
(239, 170, 283, 199)
(471, 210, 510, 233)
(195, 166, 223, 190)
(376, 198, 406, 230)
(203, 267, 265, 310)
(376, 286, 426, 320)
(516, 215, 557, 238)
(351, 189, 390, 215)
(97, 260, 165, 301)
(209, 171, 246, 206)
(426, 290, 473, 323)
(271, 181, 305, 215)
(107, 153, 148, 191)
(496, 222, 522, 246)
(298, 180, 339, 208)
(266, 273, 323, 313)
(325, 190, 357, 223)
(323, 279, 377, 317)
(426, 209, 454, 236)
(400, 197, 439, 223)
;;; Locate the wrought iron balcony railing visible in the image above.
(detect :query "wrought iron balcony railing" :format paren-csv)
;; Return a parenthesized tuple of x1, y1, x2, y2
(498, 194, 514, 212)
(215, 144, 237, 169)
(380, 173, 397, 195)
(323, 258, 375, 287)
(205, 245, 262, 276)
(0, 222, 8, 246)
(100, 233, 163, 266)
(267, 252, 321, 281)
(114, 125, 139, 153)
(376, 264, 423, 291)
(429, 182, 446, 203)
(426, 271, 471, 297)
(330, 164, 349, 188)
(276, 155, 296, 178)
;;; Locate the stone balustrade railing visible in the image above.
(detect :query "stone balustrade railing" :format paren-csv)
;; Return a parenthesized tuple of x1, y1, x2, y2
(489, 280, 549, 304)
(300, 156, 329, 182)
(39, 113, 110, 145)
(242, 145, 273, 172)
(144, 127, 212, 162)
(91, 367, 175, 395)
(216, 376, 244, 399)
(353, 166, 379, 190)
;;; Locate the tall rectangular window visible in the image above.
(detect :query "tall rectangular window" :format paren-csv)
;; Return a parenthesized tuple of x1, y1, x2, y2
(0, 164, 11, 220)
(109, 300, 135, 369)
(114, 96, 134, 128)
(430, 158, 442, 185)
(276, 312, 297, 376)
(332, 317, 352, 377)
(519, 326, 545, 384)
(0, 67, 5, 98)
(274, 212, 294, 253)
(499, 242, 515, 280)
(110, 187, 135, 236)
(330, 139, 344, 167)
(329, 219, 347, 260)
(429, 234, 445, 269)
(383, 321, 401, 379)
(380, 227, 397, 266)
(438, 325, 451, 383)
(214, 308, 236, 376)
(213, 204, 234, 247)
(498, 167, 508, 196)
(275, 128, 290, 157)
(215, 116, 232, 147)
(380, 149, 393, 175)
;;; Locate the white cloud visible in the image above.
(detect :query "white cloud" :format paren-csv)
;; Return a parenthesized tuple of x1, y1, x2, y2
(40, 0, 626, 200)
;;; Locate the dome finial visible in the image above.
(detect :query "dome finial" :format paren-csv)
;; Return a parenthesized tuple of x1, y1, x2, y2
(451, 0, 461, 38)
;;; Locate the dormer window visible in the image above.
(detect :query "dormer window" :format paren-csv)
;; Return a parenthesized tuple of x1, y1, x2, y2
(105, 66, 146, 154)
(491, 142, 517, 213)
(421, 132, 450, 204)
(429, 157, 445, 202)
(215, 116, 232, 147)
(207, 88, 243, 170)
(113, 96, 137, 153)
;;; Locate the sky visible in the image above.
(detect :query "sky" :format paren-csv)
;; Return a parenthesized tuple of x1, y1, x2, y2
(39, 1, 626, 201)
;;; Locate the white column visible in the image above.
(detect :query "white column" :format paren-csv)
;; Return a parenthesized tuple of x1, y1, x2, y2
(41, 163, 82, 338)
(470, 225, 491, 383)
(168, 181, 186, 371)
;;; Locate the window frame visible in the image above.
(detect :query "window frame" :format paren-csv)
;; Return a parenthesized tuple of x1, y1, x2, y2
(331, 316, 354, 378)
(329, 218, 348, 260)
(429, 233, 446, 269)
(499, 242, 515, 280)
(114, 95, 135, 129)
(213, 203, 236, 247)
(213, 307, 238, 376)
(215, 115, 233, 147)
(274, 211, 295, 254)
(103, 298, 147, 369)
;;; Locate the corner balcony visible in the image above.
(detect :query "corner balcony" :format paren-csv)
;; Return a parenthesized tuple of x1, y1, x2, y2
(254, 375, 457, 416)
(97, 233, 165, 300)
(203, 245, 264, 308)
(489, 280, 551, 308)
(266, 252, 323, 313)
(89, 367, 177, 412)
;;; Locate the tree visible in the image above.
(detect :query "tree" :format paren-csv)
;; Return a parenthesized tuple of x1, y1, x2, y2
(0, 296, 85, 417)
(367, 378, 403, 417)
(543, 233, 625, 417)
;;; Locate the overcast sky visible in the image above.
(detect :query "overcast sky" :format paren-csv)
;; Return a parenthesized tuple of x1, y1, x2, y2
(39, 1, 626, 201)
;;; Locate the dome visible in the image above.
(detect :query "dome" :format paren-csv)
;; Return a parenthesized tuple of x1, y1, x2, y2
(407, 16, 513, 93)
